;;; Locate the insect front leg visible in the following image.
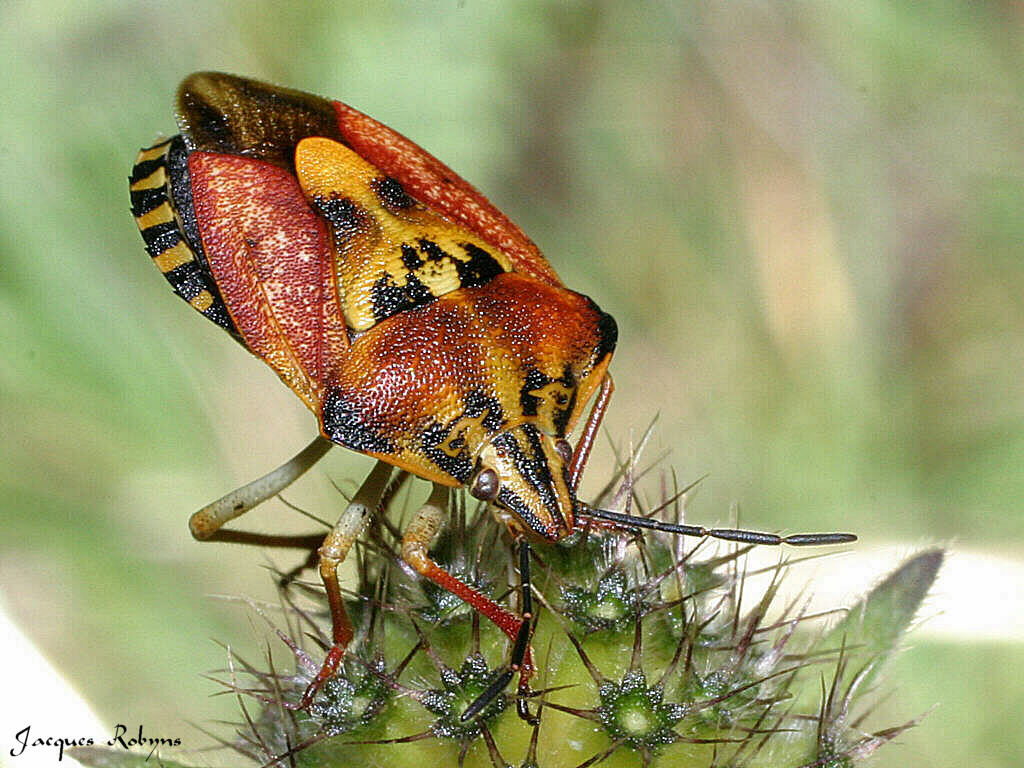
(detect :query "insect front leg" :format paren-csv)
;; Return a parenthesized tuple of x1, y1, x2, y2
(291, 459, 393, 710)
(460, 539, 537, 724)
(401, 484, 535, 722)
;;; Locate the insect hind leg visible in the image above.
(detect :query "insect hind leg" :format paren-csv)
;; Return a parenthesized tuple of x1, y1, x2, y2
(189, 436, 332, 540)
(187, 436, 333, 585)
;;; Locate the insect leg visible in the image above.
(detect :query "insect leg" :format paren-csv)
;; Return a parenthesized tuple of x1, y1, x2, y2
(568, 374, 614, 491)
(291, 459, 394, 709)
(461, 539, 537, 723)
(401, 484, 534, 720)
(189, 436, 332, 541)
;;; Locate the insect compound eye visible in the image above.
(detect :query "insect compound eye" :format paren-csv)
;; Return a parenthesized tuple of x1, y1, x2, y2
(554, 438, 574, 466)
(469, 467, 500, 501)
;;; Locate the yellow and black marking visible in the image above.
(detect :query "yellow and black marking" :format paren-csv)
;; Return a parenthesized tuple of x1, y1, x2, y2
(130, 137, 239, 337)
(367, 237, 506, 326)
(420, 391, 506, 483)
(295, 136, 513, 332)
(519, 367, 578, 437)
(490, 424, 571, 538)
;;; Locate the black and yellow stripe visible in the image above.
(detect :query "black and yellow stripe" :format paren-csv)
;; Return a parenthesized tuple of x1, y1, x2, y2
(129, 136, 239, 337)
(294, 136, 512, 333)
(491, 424, 572, 540)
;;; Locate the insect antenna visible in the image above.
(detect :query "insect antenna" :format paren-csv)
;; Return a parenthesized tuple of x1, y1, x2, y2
(578, 506, 856, 547)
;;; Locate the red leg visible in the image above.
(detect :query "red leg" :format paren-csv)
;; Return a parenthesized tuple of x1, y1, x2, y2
(401, 487, 534, 703)
(569, 373, 614, 492)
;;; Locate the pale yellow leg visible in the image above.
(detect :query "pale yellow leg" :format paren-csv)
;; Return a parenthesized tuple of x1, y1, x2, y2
(189, 436, 332, 540)
(400, 484, 534, 721)
(317, 459, 394, 644)
(400, 483, 450, 573)
(401, 483, 525, 643)
(294, 459, 394, 709)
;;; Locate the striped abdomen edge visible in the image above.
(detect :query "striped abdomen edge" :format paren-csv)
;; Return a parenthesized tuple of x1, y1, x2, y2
(129, 136, 240, 337)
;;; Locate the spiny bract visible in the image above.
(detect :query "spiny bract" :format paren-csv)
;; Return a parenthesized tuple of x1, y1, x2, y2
(72, 456, 940, 768)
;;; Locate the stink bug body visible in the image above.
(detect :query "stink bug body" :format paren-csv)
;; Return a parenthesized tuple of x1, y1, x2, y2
(131, 72, 854, 721)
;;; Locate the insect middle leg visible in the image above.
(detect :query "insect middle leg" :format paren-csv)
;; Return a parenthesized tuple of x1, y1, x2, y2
(292, 459, 394, 709)
(401, 484, 535, 720)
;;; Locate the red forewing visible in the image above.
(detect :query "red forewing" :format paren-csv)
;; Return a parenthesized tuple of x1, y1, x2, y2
(187, 152, 348, 409)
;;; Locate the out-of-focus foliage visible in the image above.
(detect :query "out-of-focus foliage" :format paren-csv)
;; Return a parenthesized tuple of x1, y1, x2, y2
(1, 2, 1021, 767)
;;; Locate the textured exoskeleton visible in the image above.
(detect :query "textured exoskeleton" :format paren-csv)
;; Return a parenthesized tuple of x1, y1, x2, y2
(131, 72, 616, 717)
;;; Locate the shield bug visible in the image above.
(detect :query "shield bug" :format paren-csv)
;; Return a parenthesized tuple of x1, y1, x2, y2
(130, 72, 855, 721)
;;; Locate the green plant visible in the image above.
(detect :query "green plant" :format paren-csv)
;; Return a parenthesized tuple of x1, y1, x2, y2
(71, 463, 940, 768)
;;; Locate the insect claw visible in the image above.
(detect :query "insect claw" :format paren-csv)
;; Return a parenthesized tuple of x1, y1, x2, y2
(516, 692, 539, 725)
(284, 643, 347, 711)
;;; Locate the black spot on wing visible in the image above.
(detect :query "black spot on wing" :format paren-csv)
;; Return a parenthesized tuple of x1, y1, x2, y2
(370, 272, 434, 323)
(312, 194, 370, 242)
(360, 238, 508, 327)
(417, 238, 449, 262)
(400, 243, 423, 271)
(455, 243, 505, 288)
(371, 176, 415, 212)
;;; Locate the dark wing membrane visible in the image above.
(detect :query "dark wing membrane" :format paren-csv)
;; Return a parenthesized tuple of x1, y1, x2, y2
(129, 136, 241, 339)
(175, 72, 344, 166)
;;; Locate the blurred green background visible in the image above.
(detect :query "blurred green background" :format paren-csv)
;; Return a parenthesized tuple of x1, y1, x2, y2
(2, 1, 1022, 766)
